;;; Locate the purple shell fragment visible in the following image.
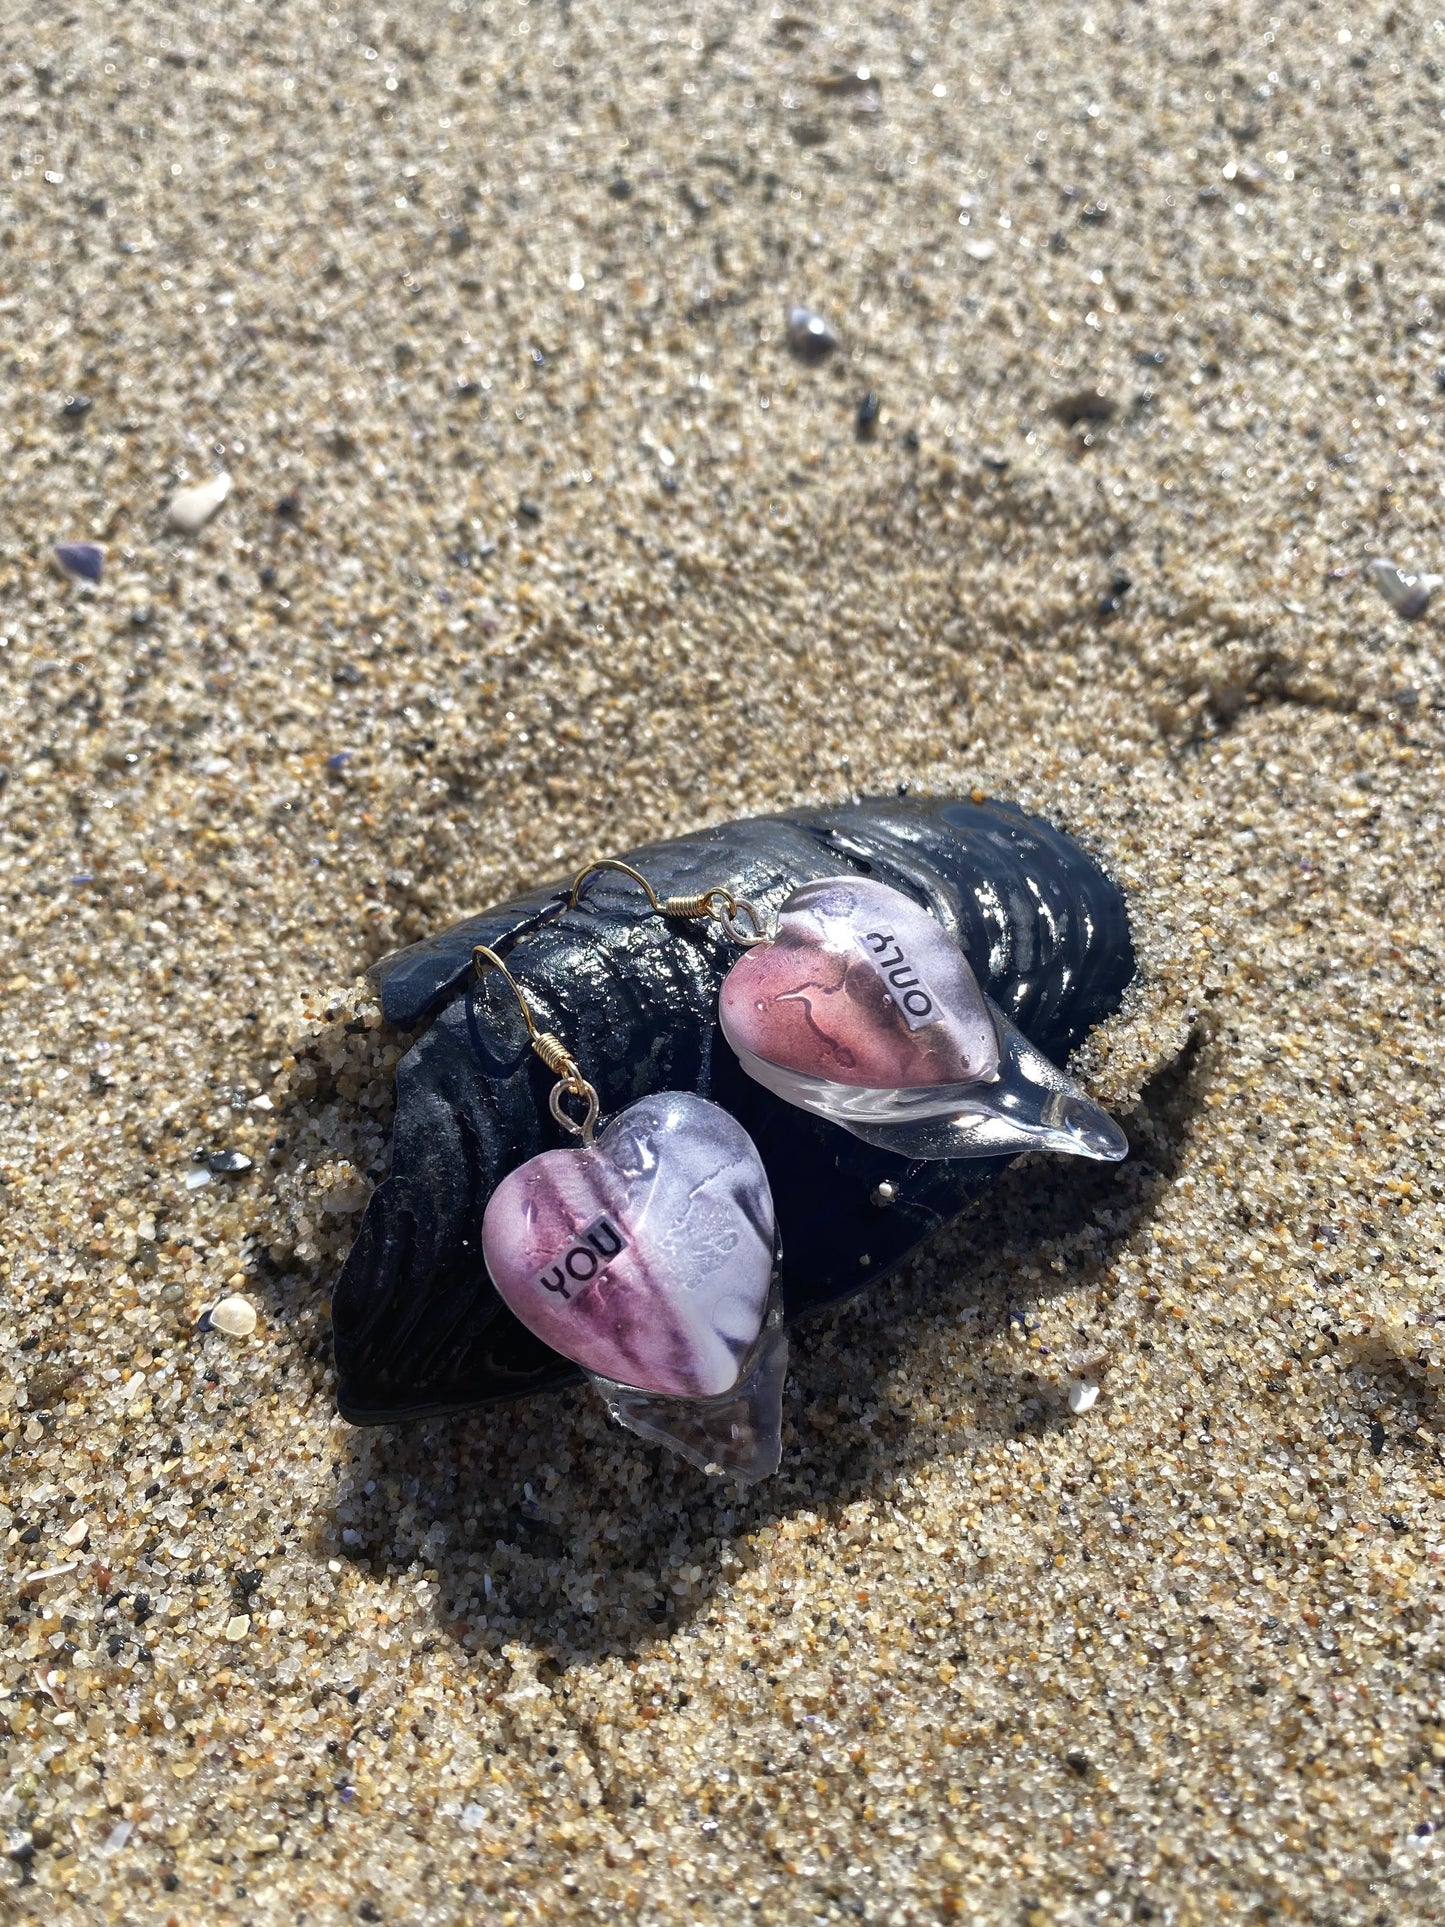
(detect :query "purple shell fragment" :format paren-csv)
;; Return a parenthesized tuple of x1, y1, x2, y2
(53, 541, 104, 582)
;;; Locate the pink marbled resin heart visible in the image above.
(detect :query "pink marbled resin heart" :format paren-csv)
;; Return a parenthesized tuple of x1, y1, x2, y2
(718, 876, 999, 1090)
(481, 1092, 775, 1399)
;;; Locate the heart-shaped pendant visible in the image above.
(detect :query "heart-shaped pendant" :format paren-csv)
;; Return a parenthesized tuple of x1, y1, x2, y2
(718, 875, 999, 1090)
(718, 874, 1126, 1164)
(481, 1091, 776, 1402)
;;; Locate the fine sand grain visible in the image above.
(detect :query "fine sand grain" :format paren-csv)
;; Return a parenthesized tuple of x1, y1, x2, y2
(2, 4, 1444, 1923)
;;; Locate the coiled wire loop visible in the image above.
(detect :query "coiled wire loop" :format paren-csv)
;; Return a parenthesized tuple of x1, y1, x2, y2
(472, 942, 600, 1146)
(569, 860, 769, 947)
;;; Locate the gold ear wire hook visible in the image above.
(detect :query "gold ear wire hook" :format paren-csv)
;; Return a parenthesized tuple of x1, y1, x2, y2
(569, 862, 769, 947)
(567, 858, 663, 913)
(472, 942, 600, 1144)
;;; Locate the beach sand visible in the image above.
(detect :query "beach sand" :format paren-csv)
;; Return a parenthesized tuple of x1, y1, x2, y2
(2, 3, 1443, 1921)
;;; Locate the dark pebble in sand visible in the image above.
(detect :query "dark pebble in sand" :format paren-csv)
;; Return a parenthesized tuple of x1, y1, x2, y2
(518, 498, 542, 521)
(856, 392, 880, 439)
(1053, 389, 1116, 427)
(1097, 574, 1133, 618)
(61, 395, 92, 420)
(207, 1150, 254, 1175)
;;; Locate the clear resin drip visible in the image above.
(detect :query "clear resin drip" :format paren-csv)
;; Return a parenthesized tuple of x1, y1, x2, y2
(591, 1290, 789, 1482)
(729, 999, 1127, 1164)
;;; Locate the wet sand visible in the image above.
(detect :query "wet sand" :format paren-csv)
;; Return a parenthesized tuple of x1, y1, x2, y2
(2, 4, 1443, 1922)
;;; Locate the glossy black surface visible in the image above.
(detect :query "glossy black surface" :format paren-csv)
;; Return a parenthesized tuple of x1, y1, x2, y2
(333, 796, 1135, 1422)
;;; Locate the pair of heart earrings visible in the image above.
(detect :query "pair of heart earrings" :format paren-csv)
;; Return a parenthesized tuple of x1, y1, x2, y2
(478, 863, 1127, 1481)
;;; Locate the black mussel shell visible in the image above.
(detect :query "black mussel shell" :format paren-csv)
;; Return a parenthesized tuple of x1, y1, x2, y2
(333, 795, 1135, 1422)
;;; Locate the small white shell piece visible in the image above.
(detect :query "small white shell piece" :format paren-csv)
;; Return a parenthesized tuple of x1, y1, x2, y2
(168, 471, 232, 533)
(1367, 556, 1440, 620)
(211, 1294, 258, 1337)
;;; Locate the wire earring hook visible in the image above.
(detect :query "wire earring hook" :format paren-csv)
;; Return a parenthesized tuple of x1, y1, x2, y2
(568, 861, 769, 947)
(566, 859, 664, 913)
(472, 942, 601, 1144)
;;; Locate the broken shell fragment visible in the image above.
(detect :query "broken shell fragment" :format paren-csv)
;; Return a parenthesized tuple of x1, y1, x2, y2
(786, 305, 840, 362)
(52, 541, 104, 582)
(210, 1295, 258, 1337)
(207, 1149, 254, 1174)
(1367, 556, 1439, 621)
(167, 471, 232, 533)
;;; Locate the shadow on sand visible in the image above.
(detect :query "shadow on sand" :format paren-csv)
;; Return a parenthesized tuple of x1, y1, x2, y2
(318, 1035, 1204, 1673)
